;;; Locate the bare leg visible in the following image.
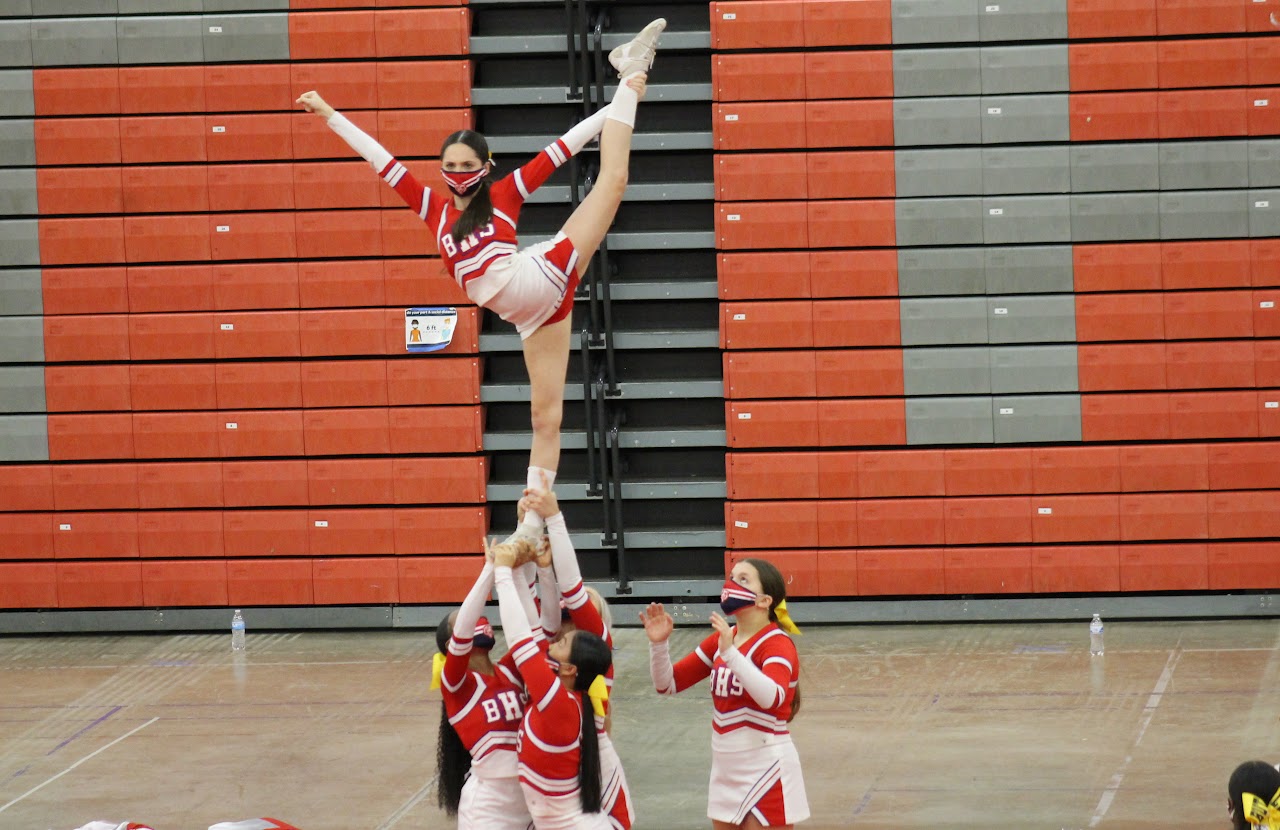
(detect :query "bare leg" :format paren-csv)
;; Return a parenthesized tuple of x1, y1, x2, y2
(520, 315, 572, 473)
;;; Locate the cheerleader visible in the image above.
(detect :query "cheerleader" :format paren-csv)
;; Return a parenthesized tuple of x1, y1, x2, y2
(641, 558, 809, 830)
(1229, 760, 1280, 830)
(297, 19, 666, 543)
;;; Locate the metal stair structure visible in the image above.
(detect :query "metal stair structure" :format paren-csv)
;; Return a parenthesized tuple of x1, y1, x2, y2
(468, 0, 723, 597)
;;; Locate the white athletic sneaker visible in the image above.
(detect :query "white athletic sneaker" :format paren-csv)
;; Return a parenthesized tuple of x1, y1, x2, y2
(500, 521, 543, 550)
(608, 18, 666, 78)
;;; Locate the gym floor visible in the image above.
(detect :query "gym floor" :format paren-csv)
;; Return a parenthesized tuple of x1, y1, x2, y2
(1, 616, 1276, 829)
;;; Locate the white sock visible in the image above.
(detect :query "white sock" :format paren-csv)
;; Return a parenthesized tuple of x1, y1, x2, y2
(606, 80, 639, 128)
(524, 466, 557, 531)
(559, 108, 609, 156)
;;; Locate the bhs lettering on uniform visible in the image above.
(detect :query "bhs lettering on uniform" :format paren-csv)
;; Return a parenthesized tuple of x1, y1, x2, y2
(481, 689, 523, 724)
(439, 222, 497, 258)
(711, 666, 744, 698)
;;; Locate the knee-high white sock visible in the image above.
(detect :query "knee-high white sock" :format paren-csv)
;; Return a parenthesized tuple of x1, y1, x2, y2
(606, 80, 639, 129)
(522, 466, 558, 530)
(559, 108, 610, 156)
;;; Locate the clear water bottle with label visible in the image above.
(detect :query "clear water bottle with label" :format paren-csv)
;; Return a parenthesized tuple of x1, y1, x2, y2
(1089, 613, 1104, 656)
(231, 609, 246, 652)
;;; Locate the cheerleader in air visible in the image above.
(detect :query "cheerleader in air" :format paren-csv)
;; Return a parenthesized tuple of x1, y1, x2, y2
(297, 19, 666, 543)
(641, 558, 809, 830)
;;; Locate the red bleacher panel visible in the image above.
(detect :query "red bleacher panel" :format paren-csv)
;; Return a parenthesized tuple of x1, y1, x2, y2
(303, 408, 391, 455)
(223, 460, 309, 507)
(48, 413, 135, 461)
(718, 253, 810, 299)
(1251, 38, 1280, 85)
(137, 461, 223, 509)
(806, 100, 893, 148)
(726, 400, 819, 448)
(42, 268, 128, 316)
(1170, 391, 1258, 439)
(208, 164, 296, 212)
(945, 496, 1033, 545)
(120, 115, 206, 163)
(715, 153, 807, 201)
(1209, 541, 1280, 589)
(724, 351, 817, 399)
(1162, 240, 1251, 290)
(945, 448, 1032, 496)
(1209, 442, 1280, 490)
(711, 1, 805, 50)
(46, 365, 131, 412)
(1029, 448, 1121, 491)
(302, 360, 388, 408)
(808, 200, 895, 248)
(52, 464, 138, 511)
(856, 499, 944, 547)
(39, 218, 126, 266)
(289, 10, 377, 59)
(122, 166, 209, 214)
(392, 507, 487, 555)
(224, 510, 309, 557)
(227, 559, 314, 605)
(857, 548, 945, 595)
(803, 0, 892, 47)
(54, 512, 139, 560)
(713, 102, 806, 151)
(0, 513, 53, 559)
(376, 110, 474, 160)
(816, 451, 857, 498)
(1032, 546, 1120, 592)
(806, 152, 895, 200)
(1157, 38, 1248, 89)
(392, 457, 487, 505)
(1069, 42, 1158, 91)
(857, 449, 943, 498)
(944, 547, 1033, 594)
(128, 313, 214, 361)
(308, 508, 394, 556)
(1248, 0, 1280, 31)
(818, 399, 906, 446)
(141, 560, 228, 607)
(727, 452, 821, 500)
(0, 466, 54, 512)
(817, 548, 857, 595)
(1081, 393, 1172, 441)
(0, 563, 58, 608)
(814, 350, 904, 397)
(37, 167, 123, 215)
(1119, 543, 1208, 591)
(211, 213, 298, 260)
(384, 258, 457, 307)
(127, 265, 213, 313)
(1120, 443, 1209, 492)
(1073, 243, 1162, 293)
(804, 51, 893, 100)
(1077, 343, 1167, 391)
(313, 557, 398, 604)
(133, 412, 219, 459)
(1159, 89, 1248, 139)
(214, 312, 302, 360)
(34, 118, 121, 166)
(720, 300, 813, 349)
(813, 248, 896, 295)
(1076, 293, 1165, 341)
(725, 501, 818, 548)
(119, 66, 204, 115)
(139, 511, 224, 558)
(716, 202, 806, 250)
(1156, 0, 1246, 35)
(389, 407, 482, 454)
(376, 8, 470, 57)
(1256, 94, 1280, 136)
(300, 309, 386, 356)
(214, 263, 301, 311)
(309, 458, 395, 505)
(1166, 341, 1256, 389)
(1067, 0, 1157, 38)
(296, 210, 385, 259)
(34, 68, 119, 115)
(290, 65, 379, 115)
(812, 299, 900, 347)
(1120, 492, 1209, 540)
(398, 556, 478, 603)
(713, 53, 805, 102)
(206, 64, 292, 113)
(377, 61, 472, 108)
(57, 562, 143, 608)
(1069, 92, 1160, 142)
(44, 315, 130, 363)
(1258, 391, 1280, 436)
(216, 363, 303, 410)
(1032, 494, 1120, 543)
(218, 410, 306, 458)
(725, 549, 819, 595)
(299, 260, 385, 308)
(294, 162, 381, 210)
(386, 357, 481, 406)
(124, 216, 212, 264)
(1256, 291, 1280, 337)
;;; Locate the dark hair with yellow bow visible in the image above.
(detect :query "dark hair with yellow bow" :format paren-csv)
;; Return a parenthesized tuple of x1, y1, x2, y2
(1229, 761, 1280, 830)
(741, 557, 803, 721)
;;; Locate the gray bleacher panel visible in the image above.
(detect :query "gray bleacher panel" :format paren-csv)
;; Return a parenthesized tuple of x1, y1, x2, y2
(0, 268, 42, 315)
(990, 345, 1079, 394)
(0, 314, 43, 362)
(1159, 140, 1248, 191)
(1251, 190, 1280, 238)
(980, 44, 1068, 94)
(40, 1, 116, 14)
(904, 346, 992, 395)
(0, 118, 34, 164)
(979, 0, 1068, 41)
(0, 167, 35, 213)
(906, 397, 994, 445)
(202, 13, 288, 62)
(0, 1, 31, 18)
(993, 394, 1081, 443)
(1071, 193, 1160, 241)
(0, 18, 31, 66)
(1159, 190, 1249, 239)
(898, 247, 986, 296)
(31, 17, 117, 66)
(985, 245, 1073, 294)
(983, 195, 1071, 244)
(1249, 140, 1280, 187)
(983, 146, 1070, 194)
(895, 148, 983, 197)
(1070, 143, 1159, 193)
(893, 0, 981, 44)
(901, 297, 989, 345)
(0, 219, 38, 266)
(987, 295, 1076, 343)
(0, 68, 32, 116)
(892, 47, 981, 97)
(117, 15, 203, 64)
(203, 0, 288, 10)
(0, 414, 47, 461)
(0, 365, 44, 412)
(118, 0, 202, 12)
(897, 197, 984, 246)
(981, 94, 1068, 143)
(894, 97, 982, 146)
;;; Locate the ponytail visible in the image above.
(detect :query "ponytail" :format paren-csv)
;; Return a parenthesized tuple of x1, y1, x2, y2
(435, 699, 471, 814)
(743, 557, 802, 721)
(568, 630, 612, 813)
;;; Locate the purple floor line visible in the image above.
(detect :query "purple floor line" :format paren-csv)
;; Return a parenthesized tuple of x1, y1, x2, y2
(45, 705, 122, 757)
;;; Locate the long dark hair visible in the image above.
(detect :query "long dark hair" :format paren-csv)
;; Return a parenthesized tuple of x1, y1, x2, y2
(435, 614, 470, 816)
(743, 557, 802, 722)
(568, 631, 612, 813)
(441, 130, 494, 243)
(1229, 760, 1280, 830)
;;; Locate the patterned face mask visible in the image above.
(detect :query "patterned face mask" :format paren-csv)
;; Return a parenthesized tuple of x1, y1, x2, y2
(441, 166, 489, 196)
(472, 617, 495, 650)
(719, 577, 757, 615)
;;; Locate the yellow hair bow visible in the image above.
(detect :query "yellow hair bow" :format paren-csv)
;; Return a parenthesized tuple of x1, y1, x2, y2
(586, 674, 610, 718)
(430, 652, 446, 691)
(774, 599, 801, 635)
(1243, 786, 1280, 829)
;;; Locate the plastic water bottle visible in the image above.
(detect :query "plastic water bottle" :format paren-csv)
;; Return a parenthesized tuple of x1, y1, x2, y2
(231, 609, 246, 652)
(1089, 613, 1104, 656)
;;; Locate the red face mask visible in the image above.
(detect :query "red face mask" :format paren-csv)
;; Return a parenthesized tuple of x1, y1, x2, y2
(442, 166, 489, 196)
